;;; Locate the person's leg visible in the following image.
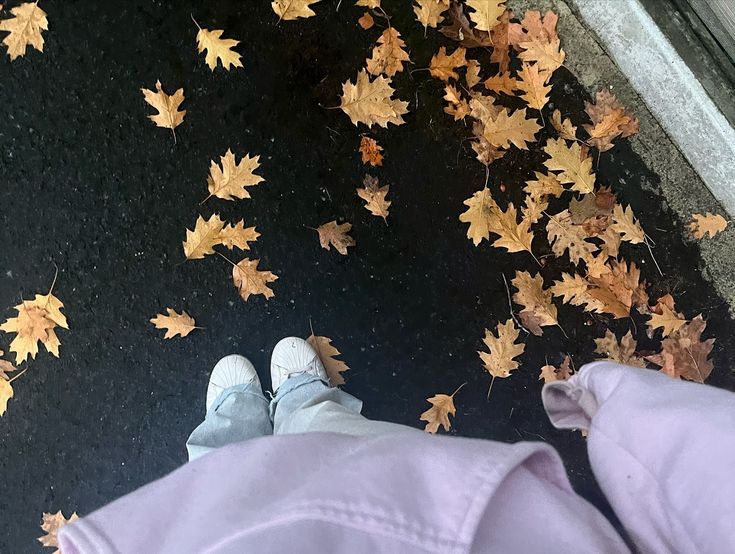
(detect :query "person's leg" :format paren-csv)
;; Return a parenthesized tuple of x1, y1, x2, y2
(269, 337, 418, 436)
(186, 355, 272, 461)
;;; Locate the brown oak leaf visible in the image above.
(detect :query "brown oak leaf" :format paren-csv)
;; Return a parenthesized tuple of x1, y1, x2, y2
(232, 258, 278, 301)
(316, 220, 356, 255)
(307, 334, 350, 385)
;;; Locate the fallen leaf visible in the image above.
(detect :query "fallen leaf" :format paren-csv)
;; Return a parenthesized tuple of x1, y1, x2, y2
(366, 27, 410, 77)
(183, 215, 225, 260)
(470, 123, 505, 165)
(38, 511, 79, 553)
(0, 379, 12, 416)
(586, 259, 648, 318)
(522, 193, 548, 225)
(443, 84, 470, 120)
(141, 80, 186, 142)
(543, 137, 596, 194)
(516, 62, 551, 111)
(194, 24, 243, 71)
(459, 187, 497, 245)
(205, 149, 265, 202)
(357, 12, 374, 29)
(359, 136, 384, 166)
(512, 271, 558, 335)
(648, 302, 687, 337)
(0, 352, 17, 381)
(272, 0, 321, 20)
(594, 330, 646, 367)
(551, 109, 577, 140)
(218, 221, 260, 250)
(439, 1, 493, 48)
(0, 293, 69, 364)
(482, 107, 541, 149)
(546, 209, 596, 264)
(569, 193, 612, 224)
(429, 46, 467, 81)
(339, 69, 408, 128)
(689, 213, 728, 239)
(524, 171, 564, 199)
(479, 319, 525, 378)
(465, 59, 482, 88)
(150, 308, 198, 339)
(316, 220, 356, 255)
(539, 355, 572, 383)
(646, 315, 714, 382)
(420, 383, 464, 433)
(466, 0, 505, 32)
(584, 89, 639, 151)
(489, 9, 513, 72)
(413, 0, 449, 31)
(232, 258, 278, 301)
(508, 9, 559, 47)
(550, 272, 597, 308)
(357, 175, 390, 222)
(483, 72, 519, 95)
(307, 334, 350, 385)
(610, 204, 645, 244)
(518, 37, 565, 73)
(0, 1, 48, 60)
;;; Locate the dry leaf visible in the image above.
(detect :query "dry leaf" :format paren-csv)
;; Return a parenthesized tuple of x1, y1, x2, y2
(0, 379, 12, 416)
(413, 0, 449, 31)
(429, 46, 467, 81)
(479, 319, 525, 378)
(570, 193, 612, 224)
(420, 385, 463, 433)
(508, 9, 559, 47)
(232, 258, 278, 301)
(0, 352, 17, 381)
(586, 259, 648, 319)
(218, 221, 260, 250)
(141, 81, 186, 142)
(543, 137, 596, 194)
(272, 0, 321, 20)
(440, 1, 493, 48)
(316, 220, 356, 255)
(459, 187, 498, 245)
(482, 107, 541, 150)
(522, 193, 548, 225)
(183, 215, 225, 260)
(550, 272, 597, 310)
(339, 69, 408, 128)
(518, 37, 565, 73)
(367, 27, 410, 77)
(0, 293, 69, 364)
(466, 0, 505, 32)
(689, 213, 728, 239)
(646, 315, 714, 382)
(487, 203, 534, 255)
(205, 149, 265, 202)
(524, 171, 564, 199)
(359, 136, 384, 166)
(512, 270, 558, 336)
(308, 334, 350, 385)
(648, 302, 687, 337)
(483, 72, 519, 95)
(594, 330, 646, 367)
(584, 89, 639, 151)
(470, 122, 505, 165)
(443, 84, 470, 120)
(357, 175, 390, 222)
(516, 62, 551, 111)
(546, 209, 596, 264)
(150, 308, 198, 339)
(38, 510, 79, 553)
(195, 25, 243, 71)
(489, 9, 513, 72)
(551, 109, 577, 141)
(465, 59, 482, 89)
(610, 204, 645, 244)
(0, 1, 47, 60)
(357, 12, 374, 30)
(539, 355, 572, 383)
(356, 0, 381, 7)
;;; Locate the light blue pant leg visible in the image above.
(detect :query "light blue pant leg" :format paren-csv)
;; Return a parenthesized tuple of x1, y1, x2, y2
(270, 374, 419, 436)
(186, 383, 272, 461)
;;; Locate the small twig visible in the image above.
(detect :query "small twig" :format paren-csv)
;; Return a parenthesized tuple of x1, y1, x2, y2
(450, 382, 467, 398)
(8, 365, 29, 384)
(487, 375, 496, 400)
(216, 251, 237, 267)
(644, 234, 663, 276)
(190, 13, 201, 30)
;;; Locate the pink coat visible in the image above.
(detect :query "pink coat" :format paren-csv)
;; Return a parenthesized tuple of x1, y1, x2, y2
(59, 362, 735, 553)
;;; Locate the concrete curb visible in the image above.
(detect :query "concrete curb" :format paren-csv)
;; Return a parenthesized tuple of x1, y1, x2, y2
(569, 0, 735, 216)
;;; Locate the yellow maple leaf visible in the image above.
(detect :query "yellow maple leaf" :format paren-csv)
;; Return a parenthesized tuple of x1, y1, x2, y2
(479, 319, 525, 379)
(205, 149, 265, 202)
(459, 187, 499, 246)
(429, 46, 467, 81)
(232, 258, 278, 301)
(359, 136, 384, 166)
(466, 0, 505, 32)
(182, 214, 225, 260)
(518, 37, 565, 73)
(413, 0, 449, 32)
(141, 80, 186, 143)
(339, 69, 408, 128)
(482, 107, 541, 150)
(316, 220, 355, 255)
(516, 62, 552, 111)
(511, 270, 558, 335)
(0, 379, 13, 416)
(150, 308, 199, 339)
(366, 27, 410, 77)
(551, 109, 577, 141)
(420, 383, 464, 433)
(543, 137, 596, 194)
(38, 510, 79, 552)
(610, 204, 645, 244)
(689, 213, 728, 239)
(194, 22, 243, 71)
(357, 175, 390, 222)
(272, 0, 321, 21)
(0, 1, 48, 61)
(307, 334, 350, 385)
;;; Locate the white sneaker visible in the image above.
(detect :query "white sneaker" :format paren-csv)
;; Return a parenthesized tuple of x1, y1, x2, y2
(206, 354, 261, 411)
(270, 337, 327, 392)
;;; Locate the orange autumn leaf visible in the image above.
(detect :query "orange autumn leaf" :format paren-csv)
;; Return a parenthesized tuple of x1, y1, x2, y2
(420, 383, 464, 433)
(359, 136, 384, 166)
